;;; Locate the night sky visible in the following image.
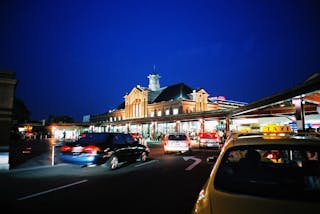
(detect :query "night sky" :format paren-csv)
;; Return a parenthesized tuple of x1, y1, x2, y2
(1, 0, 320, 122)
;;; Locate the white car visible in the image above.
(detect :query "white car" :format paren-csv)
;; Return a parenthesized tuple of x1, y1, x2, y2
(162, 133, 191, 154)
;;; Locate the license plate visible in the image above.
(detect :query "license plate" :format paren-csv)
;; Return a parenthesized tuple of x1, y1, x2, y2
(72, 146, 82, 153)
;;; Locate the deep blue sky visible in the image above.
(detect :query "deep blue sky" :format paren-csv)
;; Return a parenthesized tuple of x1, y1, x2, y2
(1, 0, 320, 122)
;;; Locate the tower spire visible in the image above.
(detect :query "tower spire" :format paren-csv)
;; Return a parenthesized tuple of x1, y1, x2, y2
(147, 70, 161, 91)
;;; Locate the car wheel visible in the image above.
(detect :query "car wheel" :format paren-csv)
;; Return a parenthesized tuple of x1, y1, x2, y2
(139, 151, 147, 162)
(106, 155, 119, 170)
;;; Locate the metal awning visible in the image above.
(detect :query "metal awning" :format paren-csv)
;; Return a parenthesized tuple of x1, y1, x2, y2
(230, 72, 320, 118)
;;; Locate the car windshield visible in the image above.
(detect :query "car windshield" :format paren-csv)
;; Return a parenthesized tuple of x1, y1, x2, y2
(214, 144, 320, 201)
(168, 134, 187, 141)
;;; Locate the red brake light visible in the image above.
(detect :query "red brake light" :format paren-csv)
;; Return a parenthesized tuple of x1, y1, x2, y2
(82, 145, 100, 153)
(61, 145, 72, 152)
(145, 147, 150, 153)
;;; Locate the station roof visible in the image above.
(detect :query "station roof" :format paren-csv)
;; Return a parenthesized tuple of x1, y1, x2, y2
(152, 82, 193, 103)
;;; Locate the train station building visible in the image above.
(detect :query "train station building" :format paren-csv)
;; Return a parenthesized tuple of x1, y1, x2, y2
(88, 71, 320, 139)
(89, 72, 246, 139)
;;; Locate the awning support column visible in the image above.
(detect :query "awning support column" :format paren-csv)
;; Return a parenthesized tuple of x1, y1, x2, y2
(292, 96, 305, 132)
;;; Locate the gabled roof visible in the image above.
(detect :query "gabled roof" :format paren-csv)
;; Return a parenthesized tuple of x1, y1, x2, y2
(153, 82, 193, 103)
(148, 88, 166, 104)
(116, 101, 125, 110)
(113, 83, 194, 109)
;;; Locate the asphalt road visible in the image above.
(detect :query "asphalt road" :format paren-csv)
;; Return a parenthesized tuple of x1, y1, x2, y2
(0, 142, 218, 214)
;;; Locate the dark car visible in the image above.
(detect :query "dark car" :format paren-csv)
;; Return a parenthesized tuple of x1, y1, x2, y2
(59, 132, 150, 169)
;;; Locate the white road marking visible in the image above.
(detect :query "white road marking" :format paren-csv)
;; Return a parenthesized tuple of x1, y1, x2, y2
(17, 179, 88, 201)
(183, 156, 202, 171)
(134, 159, 159, 167)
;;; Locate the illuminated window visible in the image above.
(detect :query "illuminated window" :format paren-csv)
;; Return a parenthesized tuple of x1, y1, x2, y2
(165, 109, 170, 115)
(150, 111, 155, 117)
(118, 116, 121, 121)
(157, 110, 162, 117)
(135, 104, 139, 117)
(114, 117, 117, 121)
(138, 103, 141, 117)
(173, 108, 179, 115)
(110, 117, 113, 122)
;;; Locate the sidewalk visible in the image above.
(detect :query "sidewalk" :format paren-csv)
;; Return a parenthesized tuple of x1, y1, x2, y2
(145, 139, 162, 144)
(6, 143, 61, 172)
(12, 152, 53, 169)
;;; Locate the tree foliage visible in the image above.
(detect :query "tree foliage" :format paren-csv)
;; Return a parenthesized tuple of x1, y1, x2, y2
(47, 115, 74, 123)
(12, 97, 30, 123)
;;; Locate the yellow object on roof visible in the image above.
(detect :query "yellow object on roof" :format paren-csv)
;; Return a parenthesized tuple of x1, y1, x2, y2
(261, 124, 293, 139)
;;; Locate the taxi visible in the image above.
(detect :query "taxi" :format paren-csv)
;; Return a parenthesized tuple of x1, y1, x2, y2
(191, 124, 320, 214)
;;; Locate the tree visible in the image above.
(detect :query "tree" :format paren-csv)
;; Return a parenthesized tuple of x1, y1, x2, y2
(47, 115, 74, 123)
(12, 97, 30, 123)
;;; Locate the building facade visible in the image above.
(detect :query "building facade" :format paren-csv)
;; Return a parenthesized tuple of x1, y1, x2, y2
(0, 71, 17, 170)
(90, 73, 246, 139)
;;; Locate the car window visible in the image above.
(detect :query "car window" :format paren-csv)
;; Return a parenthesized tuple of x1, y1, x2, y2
(112, 134, 126, 145)
(168, 134, 187, 141)
(77, 133, 110, 144)
(214, 145, 320, 201)
(123, 133, 135, 144)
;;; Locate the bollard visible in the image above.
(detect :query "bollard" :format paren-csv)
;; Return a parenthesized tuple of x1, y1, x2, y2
(51, 145, 55, 166)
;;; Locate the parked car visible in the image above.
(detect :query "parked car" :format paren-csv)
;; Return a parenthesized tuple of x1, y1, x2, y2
(198, 132, 221, 149)
(162, 133, 191, 154)
(59, 132, 150, 170)
(192, 125, 320, 214)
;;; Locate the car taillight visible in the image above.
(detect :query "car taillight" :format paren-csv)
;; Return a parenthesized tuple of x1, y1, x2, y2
(145, 147, 150, 153)
(61, 145, 72, 152)
(187, 139, 191, 147)
(163, 139, 168, 145)
(82, 145, 100, 153)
